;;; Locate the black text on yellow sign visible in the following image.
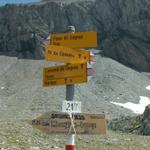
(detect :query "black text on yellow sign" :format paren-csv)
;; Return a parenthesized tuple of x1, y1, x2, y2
(43, 63, 87, 86)
(45, 45, 90, 63)
(50, 31, 97, 48)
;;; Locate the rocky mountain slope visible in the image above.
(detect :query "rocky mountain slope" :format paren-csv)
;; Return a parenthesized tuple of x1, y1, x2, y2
(0, 0, 150, 71)
(0, 54, 150, 149)
(0, 54, 150, 120)
(109, 104, 150, 135)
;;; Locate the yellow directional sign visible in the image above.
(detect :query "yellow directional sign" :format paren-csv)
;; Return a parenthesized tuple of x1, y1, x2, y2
(45, 45, 90, 63)
(50, 31, 97, 48)
(31, 111, 107, 134)
(43, 63, 87, 86)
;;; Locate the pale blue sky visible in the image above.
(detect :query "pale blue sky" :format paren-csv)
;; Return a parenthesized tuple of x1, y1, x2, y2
(0, 0, 40, 5)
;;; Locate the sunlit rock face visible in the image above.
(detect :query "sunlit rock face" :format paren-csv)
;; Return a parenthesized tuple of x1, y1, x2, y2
(0, 0, 150, 71)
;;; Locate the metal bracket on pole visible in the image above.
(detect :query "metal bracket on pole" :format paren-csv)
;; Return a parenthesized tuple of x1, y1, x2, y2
(66, 85, 75, 101)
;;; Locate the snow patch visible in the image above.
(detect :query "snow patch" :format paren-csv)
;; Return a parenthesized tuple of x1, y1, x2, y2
(146, 85, 150, 91)
(110, 96, 150, 114)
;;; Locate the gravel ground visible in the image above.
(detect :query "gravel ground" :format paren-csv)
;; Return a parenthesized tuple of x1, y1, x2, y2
(0, 54, 150, 149)
(0, 122, 150, 150)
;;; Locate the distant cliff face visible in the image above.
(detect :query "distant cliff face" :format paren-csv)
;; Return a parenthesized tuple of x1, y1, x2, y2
(0, 0, 150, 71)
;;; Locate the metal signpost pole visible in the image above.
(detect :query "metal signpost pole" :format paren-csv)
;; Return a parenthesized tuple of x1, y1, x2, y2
(65, 26, 76, 150)
(66, 84, 75, 150)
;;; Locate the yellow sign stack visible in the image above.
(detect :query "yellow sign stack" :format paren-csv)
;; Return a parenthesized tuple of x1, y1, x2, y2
(43, 31, 97, 86)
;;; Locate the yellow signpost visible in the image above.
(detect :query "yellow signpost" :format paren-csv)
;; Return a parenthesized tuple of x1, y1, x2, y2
(31, 30, 107, 144)
(43, 63, 87, 86)
(45, 45, 90, 63)
(31, 111, 107, 134)
(50, 31, 97, 48)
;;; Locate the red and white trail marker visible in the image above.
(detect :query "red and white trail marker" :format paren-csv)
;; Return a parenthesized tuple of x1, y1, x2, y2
(66, 134, 75, 150)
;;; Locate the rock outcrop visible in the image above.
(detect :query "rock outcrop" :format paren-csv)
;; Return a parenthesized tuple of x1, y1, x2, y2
(0, 0, 150, 71)
(108, 104, 150, 135)
(141, 105, 150, 135)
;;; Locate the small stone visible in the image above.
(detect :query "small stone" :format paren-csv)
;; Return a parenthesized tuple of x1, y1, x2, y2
(30, 147, 40, 150)
(1, 87, 5, 90)
(143, 144, 148, 147)
(111, 138, 118, 142)
(110, 138, 120, 145)
(83, 144, 87, 148)
(85, 140, 89, 144)
(49, 145, 60, 149)
(53, 138, 59, 142)
(125, 138, 131, 141)
(54, 146, 60, 149)
(78, 137, 82, 140)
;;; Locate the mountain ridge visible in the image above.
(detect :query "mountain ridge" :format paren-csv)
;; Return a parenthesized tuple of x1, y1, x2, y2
(0, 0, 150, 71)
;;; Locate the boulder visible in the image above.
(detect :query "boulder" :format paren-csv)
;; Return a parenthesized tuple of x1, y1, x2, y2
(141, 105, 150, 135)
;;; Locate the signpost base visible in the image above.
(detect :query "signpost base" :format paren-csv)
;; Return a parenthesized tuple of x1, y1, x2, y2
(66, 145, 75, 150)
(66, 134, 75, 150)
